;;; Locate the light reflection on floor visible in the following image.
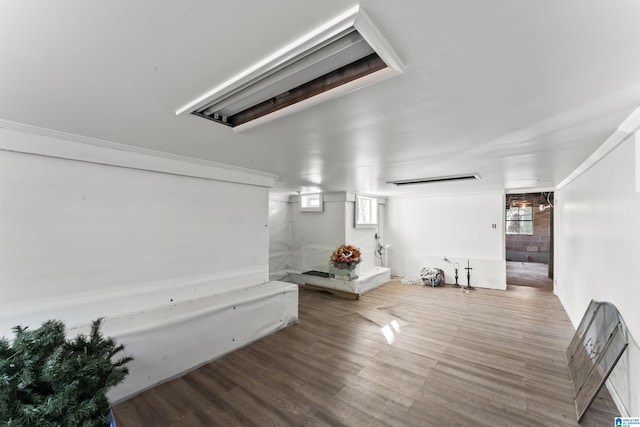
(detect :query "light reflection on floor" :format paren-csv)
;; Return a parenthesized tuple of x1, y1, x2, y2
(381, 319, 401, 344)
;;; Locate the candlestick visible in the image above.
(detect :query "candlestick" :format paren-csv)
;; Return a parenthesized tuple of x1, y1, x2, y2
(453, 262, 461, 288)
(464, 259, 475, 291)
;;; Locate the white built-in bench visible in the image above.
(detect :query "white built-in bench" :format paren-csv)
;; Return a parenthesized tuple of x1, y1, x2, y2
(104, 281, 298, 402)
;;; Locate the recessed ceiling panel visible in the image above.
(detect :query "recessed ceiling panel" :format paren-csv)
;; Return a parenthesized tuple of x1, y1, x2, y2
(176, 5, 404, 130)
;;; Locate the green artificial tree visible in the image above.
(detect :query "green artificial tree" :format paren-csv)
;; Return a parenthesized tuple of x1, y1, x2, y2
(0, 318, 133, 427)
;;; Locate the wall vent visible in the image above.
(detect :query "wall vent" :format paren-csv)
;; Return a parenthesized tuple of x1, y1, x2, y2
(175, 5, 404, 131)
(387, 174, 481, 186)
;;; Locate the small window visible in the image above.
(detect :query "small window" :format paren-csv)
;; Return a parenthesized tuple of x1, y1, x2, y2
(506, 206, 533, 235)
(355, 195, 378, 228)
(300, 193, 323, 212)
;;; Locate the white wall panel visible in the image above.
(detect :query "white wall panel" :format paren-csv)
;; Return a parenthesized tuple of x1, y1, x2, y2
(268, 196, 292, 276)
(289, 199, 345, 272)
(345, 202, 386, 268)
(0, 150, 269, 331)
(270, 194, 388, 274)
(377, 204, 387, 266)
(386, 192, 506, 289)
(102, 281, 298, 402)
(555, 131, 640, 416)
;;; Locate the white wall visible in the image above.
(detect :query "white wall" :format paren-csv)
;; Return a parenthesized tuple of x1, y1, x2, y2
(555, 130, 640, 416)
(345, 196, 386, 269)
(277, 192, 387, 273)
(289, 194, 346, 272)
(268, 194, 292, 279)
(0, 128, 300, 401)
(0, 138, 271, 332)
(386, 192, 506, 289)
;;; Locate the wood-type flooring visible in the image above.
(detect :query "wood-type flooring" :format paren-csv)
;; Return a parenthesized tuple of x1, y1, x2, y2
(113, 280, 618, 426)
(506, 261, 554, 290)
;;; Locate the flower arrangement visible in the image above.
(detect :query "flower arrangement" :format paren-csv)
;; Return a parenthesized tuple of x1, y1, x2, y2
(330, 244, 362, 269)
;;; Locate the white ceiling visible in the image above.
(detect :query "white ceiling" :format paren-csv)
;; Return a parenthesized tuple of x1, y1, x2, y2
(2, 0, 640, 196)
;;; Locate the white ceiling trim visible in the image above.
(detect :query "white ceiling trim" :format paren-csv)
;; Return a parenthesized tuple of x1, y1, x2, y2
(557, 106, 640, 190)
(0, 121, 278, 187)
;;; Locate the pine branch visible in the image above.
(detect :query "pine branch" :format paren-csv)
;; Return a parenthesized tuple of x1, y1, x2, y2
(0, 318, 132, 426)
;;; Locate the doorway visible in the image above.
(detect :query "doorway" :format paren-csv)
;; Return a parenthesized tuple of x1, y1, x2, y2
(505, 192, 554, 290)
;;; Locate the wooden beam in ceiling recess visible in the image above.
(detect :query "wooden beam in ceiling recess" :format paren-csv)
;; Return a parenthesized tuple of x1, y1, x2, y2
(227, 53, 387, 127)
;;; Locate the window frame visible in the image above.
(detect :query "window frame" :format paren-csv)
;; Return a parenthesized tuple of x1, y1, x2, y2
(505, 205, 533, 235)
(355, 195, 378, 228)
(299, 193, 323, 212)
